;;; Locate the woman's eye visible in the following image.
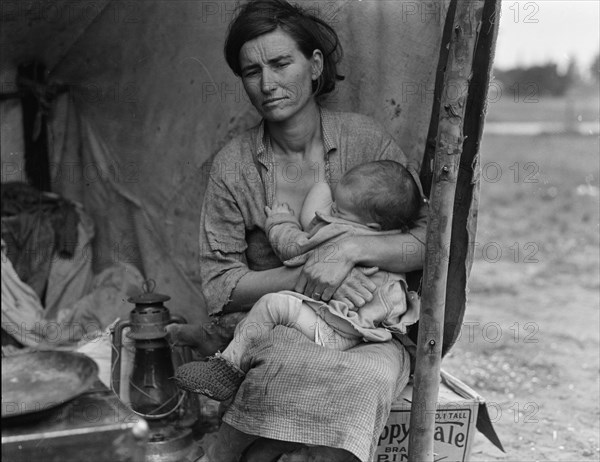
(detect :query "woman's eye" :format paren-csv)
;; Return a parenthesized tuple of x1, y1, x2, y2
(275, 62, 289, 69)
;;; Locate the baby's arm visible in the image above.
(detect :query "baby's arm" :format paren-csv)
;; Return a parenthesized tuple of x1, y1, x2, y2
(265, 202, 312, 261)
(266, 202, 296, 216)
(265, 183, 337, 262)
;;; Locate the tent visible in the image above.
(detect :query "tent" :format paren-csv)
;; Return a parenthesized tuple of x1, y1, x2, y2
(1, 0, 500, 459)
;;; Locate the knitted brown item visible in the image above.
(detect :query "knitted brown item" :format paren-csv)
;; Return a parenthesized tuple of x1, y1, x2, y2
(174, 355, 245, 401)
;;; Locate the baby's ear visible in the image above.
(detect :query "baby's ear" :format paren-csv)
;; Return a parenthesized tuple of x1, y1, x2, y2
(366, 222, 382, 230)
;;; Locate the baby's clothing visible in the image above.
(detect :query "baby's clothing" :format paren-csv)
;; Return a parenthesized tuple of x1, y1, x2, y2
(222, 292, 361, 372)
(265, 211, 420, 342)
(218, 211, 421, 375)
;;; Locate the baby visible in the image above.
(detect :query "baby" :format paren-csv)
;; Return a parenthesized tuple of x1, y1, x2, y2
(175, 160, 424, 400)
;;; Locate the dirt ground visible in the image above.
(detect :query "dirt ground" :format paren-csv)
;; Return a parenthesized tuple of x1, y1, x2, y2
(443, 132, 600, 461)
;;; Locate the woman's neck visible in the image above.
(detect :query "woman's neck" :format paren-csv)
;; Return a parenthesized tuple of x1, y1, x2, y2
(266, 101, 321, 158)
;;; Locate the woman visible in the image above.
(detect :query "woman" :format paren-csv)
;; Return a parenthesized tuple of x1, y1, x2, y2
(176, 0, 427, 460)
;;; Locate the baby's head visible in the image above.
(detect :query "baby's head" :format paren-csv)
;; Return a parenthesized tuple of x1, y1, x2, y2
(331, 160, 422, 231)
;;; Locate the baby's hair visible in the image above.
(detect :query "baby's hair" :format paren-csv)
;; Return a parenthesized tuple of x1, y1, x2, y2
(339, 160, 421, 231)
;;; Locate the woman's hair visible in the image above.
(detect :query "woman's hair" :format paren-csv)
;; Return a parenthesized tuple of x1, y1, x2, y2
(224, 0, 344, 99)
(339, 160, 422, 232)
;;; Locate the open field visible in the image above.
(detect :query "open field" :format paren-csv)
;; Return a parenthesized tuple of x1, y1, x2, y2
(485, 90, 600, 126)
(443, 128, 600, 461)
(484, 86, 599, 136)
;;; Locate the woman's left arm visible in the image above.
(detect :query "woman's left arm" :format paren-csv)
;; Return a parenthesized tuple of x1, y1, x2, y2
(344, 201, 428, 272)
(296, 114, 428, 303)
(294, 204, 427, 304)
(294, 174, 428, 303)
(359, 116, 428, 271)
(342, 229, 425, 272)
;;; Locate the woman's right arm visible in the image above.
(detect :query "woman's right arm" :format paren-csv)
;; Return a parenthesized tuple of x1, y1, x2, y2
(200, 166, 305, 314)
(226, 265, 302, 312)
(199, 154, 379, 315)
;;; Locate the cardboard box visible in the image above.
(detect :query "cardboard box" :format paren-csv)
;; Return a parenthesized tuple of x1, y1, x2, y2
(375, 372, 480, 462)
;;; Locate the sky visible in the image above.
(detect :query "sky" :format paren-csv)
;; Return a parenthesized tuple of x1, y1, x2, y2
(493, 0, 600, 72)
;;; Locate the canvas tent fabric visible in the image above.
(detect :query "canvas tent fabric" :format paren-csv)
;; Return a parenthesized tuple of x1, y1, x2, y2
(0, 0, 500, 458)
(1, 1, 456, 326)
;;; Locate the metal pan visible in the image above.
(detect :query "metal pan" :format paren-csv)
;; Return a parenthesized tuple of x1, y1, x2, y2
(1, 350, 99, 422)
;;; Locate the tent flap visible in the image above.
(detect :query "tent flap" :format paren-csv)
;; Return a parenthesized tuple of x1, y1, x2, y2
(36, 0, 451, 322)
(0, 0, 496, 336)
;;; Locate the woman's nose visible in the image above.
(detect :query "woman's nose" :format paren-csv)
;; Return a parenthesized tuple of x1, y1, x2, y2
(260, 68, 277, 94)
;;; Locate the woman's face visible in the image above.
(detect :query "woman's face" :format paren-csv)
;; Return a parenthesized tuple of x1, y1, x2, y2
(239, 28, 323, 123)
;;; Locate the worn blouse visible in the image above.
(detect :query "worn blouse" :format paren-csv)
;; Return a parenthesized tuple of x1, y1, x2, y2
(199, 107, 427, 315)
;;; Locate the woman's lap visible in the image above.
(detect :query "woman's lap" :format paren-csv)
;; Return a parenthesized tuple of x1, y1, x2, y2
(218, 325, 410, 462)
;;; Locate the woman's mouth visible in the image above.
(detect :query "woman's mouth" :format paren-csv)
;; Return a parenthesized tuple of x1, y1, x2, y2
(262, 97, 286, 107)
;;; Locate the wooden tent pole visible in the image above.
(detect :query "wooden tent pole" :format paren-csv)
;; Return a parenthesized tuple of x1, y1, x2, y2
(408, 1, 486, 460)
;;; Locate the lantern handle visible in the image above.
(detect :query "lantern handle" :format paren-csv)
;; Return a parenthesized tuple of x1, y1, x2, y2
(142, 279, 156, 293)
(110, 319, 132, 398)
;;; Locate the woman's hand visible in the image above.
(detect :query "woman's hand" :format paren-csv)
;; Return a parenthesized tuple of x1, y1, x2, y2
(165, 323, 197, 347)
(293, 241, 354, 301)
(293, 239, 378, 307)
(331, 266, 378, 309)
(165, 321, 234, 357)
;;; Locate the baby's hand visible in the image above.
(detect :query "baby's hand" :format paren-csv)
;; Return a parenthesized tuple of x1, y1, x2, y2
(265, 202, 294, 216)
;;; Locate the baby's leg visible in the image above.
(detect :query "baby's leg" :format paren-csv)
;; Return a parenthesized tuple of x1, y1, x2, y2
(221, 293, 320, 367)
(306, 302, 362, 351)
(313, 319, 361, 351)
(299, 181, 333, 230)
(257, 294, 363, 351)
(174, 294, 321, 401)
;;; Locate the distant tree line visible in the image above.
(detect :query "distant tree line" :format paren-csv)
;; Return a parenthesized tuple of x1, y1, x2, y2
(494, 62, 575, 97)
(493, 54, 599, 97)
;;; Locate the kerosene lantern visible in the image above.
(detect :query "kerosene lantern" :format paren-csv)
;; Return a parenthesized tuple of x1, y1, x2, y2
(111, 281, 200, 461)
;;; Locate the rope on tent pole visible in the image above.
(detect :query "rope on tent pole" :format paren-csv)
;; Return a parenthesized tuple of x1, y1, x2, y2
(408, 1, 486, 460)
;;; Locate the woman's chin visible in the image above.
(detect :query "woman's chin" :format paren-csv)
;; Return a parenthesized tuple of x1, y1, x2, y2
(261, 103, 315, 124)
(260, 106, 292, 122)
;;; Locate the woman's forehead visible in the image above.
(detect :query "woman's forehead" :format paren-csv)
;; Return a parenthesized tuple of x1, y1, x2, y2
(239, 29, 301, 66)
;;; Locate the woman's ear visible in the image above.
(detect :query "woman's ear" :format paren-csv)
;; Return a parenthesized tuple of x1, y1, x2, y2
(311, 49, 324, 80)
